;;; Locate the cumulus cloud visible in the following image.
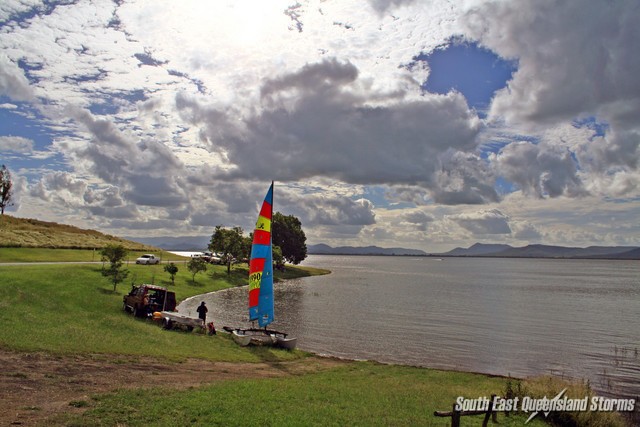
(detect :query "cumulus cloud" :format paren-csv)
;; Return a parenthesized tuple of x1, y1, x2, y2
(0, 55, 35, 102)
(462, 0, 640, 127)
(282, 192, 376, 228)
(67, 107, 189, 208)
(460, 0, 640, 202)
(29, 171, 87, 208)
(400, 210, 434, 231)
(450, 209, 512, 235)
(492, 141, 585, 198)
(179, 58, 491, 204)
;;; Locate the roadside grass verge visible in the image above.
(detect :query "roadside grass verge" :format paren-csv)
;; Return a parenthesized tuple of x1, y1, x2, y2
(0, 262, 321, 362)
(0, 247, 186, 263)
(57, 363, 548, 427)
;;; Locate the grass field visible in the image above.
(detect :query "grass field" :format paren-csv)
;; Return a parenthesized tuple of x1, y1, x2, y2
(57, 364, 552, 427)
(0, 252, 628, 426)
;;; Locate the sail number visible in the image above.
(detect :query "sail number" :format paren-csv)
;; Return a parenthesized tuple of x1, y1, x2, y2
(249, 272, 262, 290)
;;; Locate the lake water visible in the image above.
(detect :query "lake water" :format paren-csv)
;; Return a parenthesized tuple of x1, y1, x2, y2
(179, 255, 640, 399)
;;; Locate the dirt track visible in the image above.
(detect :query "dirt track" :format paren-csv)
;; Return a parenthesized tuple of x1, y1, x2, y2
(0, 348, 345, 426)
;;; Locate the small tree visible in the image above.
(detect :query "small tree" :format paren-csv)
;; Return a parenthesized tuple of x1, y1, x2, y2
(0, 165, 13, 215)
(164, 262, 178, 285)
(209, 225, 245, 275)
(100, 244, 129, 292)
(187, 257, 207, 284)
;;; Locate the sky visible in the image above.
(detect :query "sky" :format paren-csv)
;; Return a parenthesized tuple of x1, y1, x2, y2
(0, 0, 639, 253)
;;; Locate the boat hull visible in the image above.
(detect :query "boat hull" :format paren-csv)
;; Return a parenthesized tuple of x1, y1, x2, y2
(227, 328, 295, 349)
(275, 336, 297, 350)
(231, 330, 252, 346)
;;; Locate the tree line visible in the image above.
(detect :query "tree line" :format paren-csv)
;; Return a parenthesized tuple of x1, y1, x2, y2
(101, 212, 308, 291)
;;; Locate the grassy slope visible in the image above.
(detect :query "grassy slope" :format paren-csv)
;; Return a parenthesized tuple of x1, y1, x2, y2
(0, 214, 157, 250)
(0, 261, 318, 361)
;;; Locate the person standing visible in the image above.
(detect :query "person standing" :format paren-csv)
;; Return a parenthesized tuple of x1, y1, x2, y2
(196, 301, 208, 324)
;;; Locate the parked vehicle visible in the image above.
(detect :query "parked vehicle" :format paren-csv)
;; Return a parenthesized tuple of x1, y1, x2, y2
(123, 284, 176, 317)
(135, 254, 160, 265)
(192, 251, 222, 264)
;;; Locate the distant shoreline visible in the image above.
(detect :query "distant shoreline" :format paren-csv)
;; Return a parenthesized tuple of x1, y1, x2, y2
(307, 253, 639, 260)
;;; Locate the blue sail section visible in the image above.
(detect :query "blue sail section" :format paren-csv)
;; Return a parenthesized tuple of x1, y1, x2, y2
(257, 241, 274, 327)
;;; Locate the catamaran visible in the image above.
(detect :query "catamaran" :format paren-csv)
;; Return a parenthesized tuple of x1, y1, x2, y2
(227, 182, 297, 349)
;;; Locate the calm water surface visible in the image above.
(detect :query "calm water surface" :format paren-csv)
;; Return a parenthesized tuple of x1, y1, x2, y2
(180, 255, 640, 399)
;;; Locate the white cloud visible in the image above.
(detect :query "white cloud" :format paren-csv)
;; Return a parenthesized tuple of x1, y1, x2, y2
(0, 135, 33, 153)
(0, 54, 35, 101)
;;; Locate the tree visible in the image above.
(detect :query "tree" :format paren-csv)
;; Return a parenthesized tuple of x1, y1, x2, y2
(272, 212, 307, 265)
(0, 165, 13, 215)
(272, 245, 285, 271)
(164, 262, 178, 285)
(100, 244, 129, 292)
(187, 257, 207, 284)
(209, 225, 245, 275)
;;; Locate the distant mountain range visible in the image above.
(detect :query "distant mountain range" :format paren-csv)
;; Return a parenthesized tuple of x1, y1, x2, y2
(439, 243, 640, 259)
(125, 235, 210, 251)
(124, 236, 640, 260)
(308, 244, 427, 256)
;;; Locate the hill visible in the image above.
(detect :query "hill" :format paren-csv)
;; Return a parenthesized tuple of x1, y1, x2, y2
(126, 235, 210, 251)
(445, 243, 512, 256)
(308, 244, 427, 256)
(0, 215, 157, 250)
(439, 243, 639, 259)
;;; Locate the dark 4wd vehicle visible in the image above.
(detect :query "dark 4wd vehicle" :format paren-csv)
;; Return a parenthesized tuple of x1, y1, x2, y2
(123, 284, 176, 317)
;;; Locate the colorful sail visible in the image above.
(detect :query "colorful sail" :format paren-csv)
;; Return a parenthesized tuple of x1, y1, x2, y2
(248, 182, 274, 327)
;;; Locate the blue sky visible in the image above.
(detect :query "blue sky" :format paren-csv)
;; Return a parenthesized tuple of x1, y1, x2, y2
(1, 0, 639, 252)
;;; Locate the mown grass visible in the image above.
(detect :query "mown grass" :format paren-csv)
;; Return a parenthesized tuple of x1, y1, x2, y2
(0, 261, 321, 362)
(58, 363, 548, 427)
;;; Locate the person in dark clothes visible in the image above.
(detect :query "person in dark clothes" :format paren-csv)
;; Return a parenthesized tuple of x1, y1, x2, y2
(196, 301, 208, 324)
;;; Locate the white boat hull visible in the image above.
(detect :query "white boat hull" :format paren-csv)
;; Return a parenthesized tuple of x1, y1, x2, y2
(275, 336, 297, 350)
(231, 330, 252, 346)
(228, 328, 294, 348)
(160, 311, 204, 330)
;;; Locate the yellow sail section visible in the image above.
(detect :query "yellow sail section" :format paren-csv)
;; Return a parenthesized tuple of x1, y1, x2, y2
(255, 215, 271, 233)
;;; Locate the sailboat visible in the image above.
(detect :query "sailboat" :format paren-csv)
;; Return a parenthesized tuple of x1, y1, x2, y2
(228, 182, 297, 349)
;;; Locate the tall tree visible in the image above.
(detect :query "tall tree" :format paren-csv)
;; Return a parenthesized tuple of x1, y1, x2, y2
(0, 165, 13, 215)
(100, 244, 129, 292)
(272, 212, 307, 265)
(209, 225, 245, 275)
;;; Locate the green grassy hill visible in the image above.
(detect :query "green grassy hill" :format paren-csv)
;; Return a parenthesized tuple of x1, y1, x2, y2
(0, 214, 155, 250)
